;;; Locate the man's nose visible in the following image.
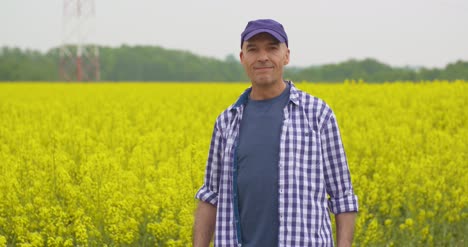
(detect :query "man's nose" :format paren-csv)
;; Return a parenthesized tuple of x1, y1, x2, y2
(257, 50, 269, 62)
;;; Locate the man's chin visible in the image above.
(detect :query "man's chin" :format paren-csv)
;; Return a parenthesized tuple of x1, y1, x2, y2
(252, 77, 275, 86)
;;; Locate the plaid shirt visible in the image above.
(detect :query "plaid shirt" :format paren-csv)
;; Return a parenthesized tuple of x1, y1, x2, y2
(196, 81, 358, 247)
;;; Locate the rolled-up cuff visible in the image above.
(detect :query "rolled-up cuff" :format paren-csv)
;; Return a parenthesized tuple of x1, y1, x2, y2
(195, 185, 218, 206)
(328, 194, 359, 214)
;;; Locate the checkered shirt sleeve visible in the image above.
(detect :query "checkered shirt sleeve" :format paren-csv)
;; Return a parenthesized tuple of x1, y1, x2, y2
(195, 121, 222, 206)
(321, 111, 358, 214)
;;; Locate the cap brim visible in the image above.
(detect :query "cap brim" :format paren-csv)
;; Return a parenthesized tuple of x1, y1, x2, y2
(243, 28, 287, 44)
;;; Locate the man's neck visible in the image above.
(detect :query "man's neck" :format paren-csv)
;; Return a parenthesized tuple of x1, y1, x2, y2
(249, 80, 287, 100)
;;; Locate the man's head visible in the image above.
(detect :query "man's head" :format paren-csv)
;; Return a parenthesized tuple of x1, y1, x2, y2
(240, 19, 290, 88)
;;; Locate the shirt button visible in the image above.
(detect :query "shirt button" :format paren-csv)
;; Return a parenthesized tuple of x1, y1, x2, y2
(238, 244, 242, 247)
(279, 189, 283, 193)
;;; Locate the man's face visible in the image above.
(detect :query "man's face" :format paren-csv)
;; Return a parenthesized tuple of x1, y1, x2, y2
(240, 33, 290, 87)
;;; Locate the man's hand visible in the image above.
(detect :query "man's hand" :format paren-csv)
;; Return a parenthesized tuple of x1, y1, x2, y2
(335, 211, 357, 247)
(193, 201, 217, 247)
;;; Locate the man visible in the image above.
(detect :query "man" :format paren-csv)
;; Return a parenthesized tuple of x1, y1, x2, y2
(193, 19, 358, 247)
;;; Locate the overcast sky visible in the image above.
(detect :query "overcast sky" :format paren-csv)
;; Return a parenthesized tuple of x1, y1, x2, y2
(1, 0, 467, 68)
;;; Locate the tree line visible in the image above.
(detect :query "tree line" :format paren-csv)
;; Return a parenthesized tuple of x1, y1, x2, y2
(0, 45, 467, 82)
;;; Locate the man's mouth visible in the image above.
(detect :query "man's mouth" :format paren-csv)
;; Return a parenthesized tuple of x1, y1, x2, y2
(254, 66, 273, 70)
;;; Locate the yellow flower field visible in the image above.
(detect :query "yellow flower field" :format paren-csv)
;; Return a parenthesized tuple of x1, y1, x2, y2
(0, 81, 466, 246)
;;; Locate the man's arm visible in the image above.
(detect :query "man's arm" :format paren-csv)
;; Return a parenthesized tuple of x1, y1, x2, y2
(194, 120, 223, 246)
(319, 110, 359, 245)
(335, 211, 357, 247)
(193, 201, 216, 247)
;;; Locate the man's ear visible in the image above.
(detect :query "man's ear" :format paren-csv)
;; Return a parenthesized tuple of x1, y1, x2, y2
(239, 51, 244, 62)
(284, 48, 290, 65)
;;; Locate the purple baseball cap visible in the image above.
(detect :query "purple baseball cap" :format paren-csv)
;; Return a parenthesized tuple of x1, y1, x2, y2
(241, 19, 288, 48)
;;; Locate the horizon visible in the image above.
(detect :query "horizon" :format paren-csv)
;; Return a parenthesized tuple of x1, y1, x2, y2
(2, 44, 465, 70)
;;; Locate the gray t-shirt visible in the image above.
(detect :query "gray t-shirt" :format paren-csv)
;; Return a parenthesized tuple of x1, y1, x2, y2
(237, 82, 290, 246)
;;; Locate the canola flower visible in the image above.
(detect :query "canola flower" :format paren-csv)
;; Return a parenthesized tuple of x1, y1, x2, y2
(0, 81, 466, 246)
